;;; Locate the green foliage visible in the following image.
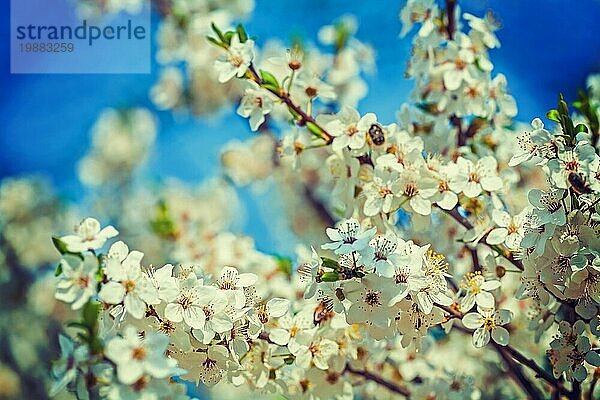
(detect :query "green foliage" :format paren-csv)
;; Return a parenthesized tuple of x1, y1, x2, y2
(546, 94, 590, 146)
(259, 70, 280, 92)
(573, 88, 599, 146)
(150, 200, 179, 240)
(320, 257, 340, 271)
(67, 300, 103, 354)
(274, 255, 293, 277)
(321, 271, 341, 282)
(207, 22, 251, 49)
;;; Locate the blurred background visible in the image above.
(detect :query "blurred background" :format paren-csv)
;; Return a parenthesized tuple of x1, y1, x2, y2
(1, 0, 599, 251)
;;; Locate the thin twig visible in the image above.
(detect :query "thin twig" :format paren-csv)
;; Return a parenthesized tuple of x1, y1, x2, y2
(446, 0, 457, 40)
(247, 64, 334, 144)
(345, 363, 411, 398)
(494, 344, 545, 400)
(438, 305, 570, 396)
(502, 344, 566, 393)
(440, 205, 524, 271)
(303, 185, 336, 226)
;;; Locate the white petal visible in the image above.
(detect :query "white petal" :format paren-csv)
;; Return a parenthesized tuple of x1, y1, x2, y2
(99, 282, 125, 304)
(486, 228, 507, 245)
(267, 298, 290, 318)
(472, 327, 490, 348)
(269, 328, 291, 346)
(462, 312, 484, 329)
(492, 326, 509, 346)
(475, 291, 495, 308)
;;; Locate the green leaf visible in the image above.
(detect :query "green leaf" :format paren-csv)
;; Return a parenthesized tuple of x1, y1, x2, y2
(52, 236, 69, 255)
(54, 263, 63, 277)
(223, 31, 235, 46)
(236, 24, 248, 43)
(320, 257, 339, 271)
(546, 109, 560, 122)
(82, 301, 101, 334)
(575, 123, 589, 133)
(306, 122, 325, 139)
(211, 22, 225, 42)
(206, 36, 228, 49)
(259, 70, 280, 91)
(321, 271, 340, 282)
(557, 93, 569, 116)
(150, 200, 179, 240)
(274, 255, 293, 277)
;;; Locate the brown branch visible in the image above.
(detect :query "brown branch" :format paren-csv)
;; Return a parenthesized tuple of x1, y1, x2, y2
(247, 65, 334, 144)
(437, 305, 570, 396)
(260, 332, 411, 397)
(446, 0, 457, 40)
(468, 247, 481, 272)
(439, 206, 524, 271)
(494, 344, 545, 400)
(345, 363, 411, 398)
(303, 185, 336, 227)
(501, 345, 562, 392)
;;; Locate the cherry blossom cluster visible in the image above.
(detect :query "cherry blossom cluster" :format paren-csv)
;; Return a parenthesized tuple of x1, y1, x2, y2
(509, 96, 600, 383)
(52, 217, 291, 397)
(399, 0, 518, 153)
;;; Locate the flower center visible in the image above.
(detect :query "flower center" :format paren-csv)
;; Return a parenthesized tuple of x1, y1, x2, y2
(159, 320, 176, 335)
(404, 182, 418, 197)
(229, 54, 243, 67)
(379, 186, 393, 197)
(466, 85, 479, 98)
(364, 290, 381, 307)
(454, 58, 467, 70)
(77, 275, 90, 288)
(347, 125, 358, 136)
(565, 159, 579, 172)
(438, 180, 449, 192)
(483, 317, 496, 331)
(507, 222, 519, 235)
(325, 371, 340, 384)
(468, 171, 480, 183)
(203, 305, 214, 319)
(220, 280, 236, 290)
(123, 279, 136, 293)
(178, 294, 193, 310)
(131, 346, 146, 360)
(308, 343, 320, 355)
(202, 357, 217, 370)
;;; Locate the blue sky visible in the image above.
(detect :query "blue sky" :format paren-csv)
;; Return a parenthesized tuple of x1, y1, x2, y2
(0, 0, 599, 252)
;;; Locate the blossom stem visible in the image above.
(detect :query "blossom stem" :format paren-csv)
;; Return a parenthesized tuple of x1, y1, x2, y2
(345, 363, 411, 398)
(247, 64, 334, 144)
(467, 247, 481, 272)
